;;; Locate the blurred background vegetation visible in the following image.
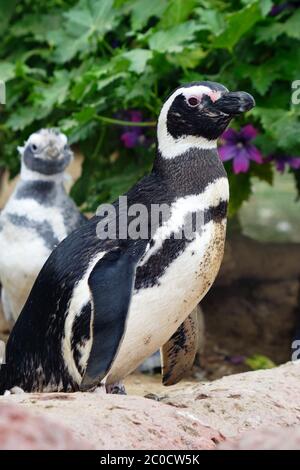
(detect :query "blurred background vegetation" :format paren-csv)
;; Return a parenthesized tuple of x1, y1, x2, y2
(0, 0, 299, 230)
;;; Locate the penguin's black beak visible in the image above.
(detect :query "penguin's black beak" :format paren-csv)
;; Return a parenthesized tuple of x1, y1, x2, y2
(213, 91, 255, 115)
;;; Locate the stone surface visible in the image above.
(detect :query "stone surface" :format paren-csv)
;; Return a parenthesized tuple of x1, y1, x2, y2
(218, 426, 300, 450)
(0, 392, 224, 450)
(159, 361, 300, 438)
(1, 362, 300, 449)
(0, 402, 92, 450)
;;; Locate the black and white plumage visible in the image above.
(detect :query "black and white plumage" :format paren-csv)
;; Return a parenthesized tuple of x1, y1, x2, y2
(0, 129, 86, 327)
(0, 82, 255, 394)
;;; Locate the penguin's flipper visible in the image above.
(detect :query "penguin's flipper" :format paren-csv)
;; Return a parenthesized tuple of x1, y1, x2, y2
(80, 247, 140, 391)
(161, 306, 199, 386)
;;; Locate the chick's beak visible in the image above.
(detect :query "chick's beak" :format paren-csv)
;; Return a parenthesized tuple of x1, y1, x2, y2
(46, 141, 61, 159)
(213, 91, 255, 115)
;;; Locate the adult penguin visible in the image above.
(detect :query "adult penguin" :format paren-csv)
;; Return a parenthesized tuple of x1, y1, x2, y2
(0, 82, 255, 394)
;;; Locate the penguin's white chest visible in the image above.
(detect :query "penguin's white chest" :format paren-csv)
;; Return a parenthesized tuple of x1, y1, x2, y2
(106, 218, 226, 383)
(0, 221, 50, 322)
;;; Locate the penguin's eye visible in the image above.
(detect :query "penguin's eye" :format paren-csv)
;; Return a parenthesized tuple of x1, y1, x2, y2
(30, 144, 38, 152)
(187, 96, 200, 107)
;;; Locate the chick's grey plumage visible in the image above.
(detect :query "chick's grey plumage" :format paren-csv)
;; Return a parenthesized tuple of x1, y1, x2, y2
(0, 129, 86, 326)
(0, 83, 255, 394)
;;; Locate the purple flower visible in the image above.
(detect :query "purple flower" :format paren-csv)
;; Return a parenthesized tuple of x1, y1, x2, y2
(268, 154, 300, 173)
(269, 1, 300, 16)
(225, 355, 246, 365)
(219, 125, 263, 174)
(120, 110, 144, 149)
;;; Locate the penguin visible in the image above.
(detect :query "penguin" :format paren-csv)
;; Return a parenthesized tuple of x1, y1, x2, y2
(0, 129, 86, 327)
(0, 82, 255, 394)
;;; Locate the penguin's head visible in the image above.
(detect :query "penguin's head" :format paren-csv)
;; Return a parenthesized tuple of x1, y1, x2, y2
(19, 129, 73, 176)
(157, 81, 255, 157)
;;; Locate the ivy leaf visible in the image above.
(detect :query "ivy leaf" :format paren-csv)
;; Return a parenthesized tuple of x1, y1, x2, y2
(129, 0, 168, 31)
(0, 62, 15, 82)
(252, 107, 300, 150)
(159, 0, 197, 29)
(122, 49, 153, 74)
(167, 47, 206, 69)
(0, 0, 17, 34)
(73, 107, 96, 124)
(149, 21, 203, 53)
(235, 61, 280, 95)
(11, 13, 62, 42)
(6, 106, 39, 131)
(195, 8, 225, 34)
(259, 0, 273, 16)
(256, 9, 300, 43)
(34, 71, 71, 110)
(213, 2, 262, 50)
(284, 9, 300, 39)
(48, 0, 120, 62)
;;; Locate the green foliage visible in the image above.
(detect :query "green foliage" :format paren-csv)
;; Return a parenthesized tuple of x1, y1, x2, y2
(0, 0, 299, 213)
(245, 354, 276, 370)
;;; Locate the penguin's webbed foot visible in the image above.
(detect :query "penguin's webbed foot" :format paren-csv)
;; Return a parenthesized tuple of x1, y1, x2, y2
(106, 382, 127, 395)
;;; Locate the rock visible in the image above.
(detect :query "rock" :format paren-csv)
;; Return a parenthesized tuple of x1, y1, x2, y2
(0, 402, 92, 450)
(159, 361, 300, 438)
(0, 392, 224, 450)
(218, 426, 300, 450)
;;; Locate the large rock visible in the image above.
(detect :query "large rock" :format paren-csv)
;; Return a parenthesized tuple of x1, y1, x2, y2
(0, 402, 91, 450)
(219, 426, 300, 450)
(0, 392, 223, 450)
(159, 361, 300, 438)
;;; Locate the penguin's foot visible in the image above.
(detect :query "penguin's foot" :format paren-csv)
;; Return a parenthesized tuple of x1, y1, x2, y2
(106, 382, 127, 395)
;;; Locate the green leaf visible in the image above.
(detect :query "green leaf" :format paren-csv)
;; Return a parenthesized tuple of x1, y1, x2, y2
(259, 0, 273, 16)
(159, 0, 197, 28)
(167, 47, 206, 69)
(129, 0, 168, 30)
(284, 9, 300, 39)
(6, 107, 38, 131)
(256, 9, 300, 43)
(122, 49, 153, 74)
(235, 61, 280, 95)
(11, 13, 62, 41)
(0, 0, 17, 35)
(195, 7, 225, 34)
(252, 107, 300, 150)
(73, 107, 96, 124)
(149, 21, 202, 53)
(245, 354, 276, 370)
(48, 0, 120, 62)
(213, 2, 262, 50)
(251, 161, 274, 185)
(0, 62, 15, 82)
(34, 70, 71, 110)
(227, 172, 252, 216)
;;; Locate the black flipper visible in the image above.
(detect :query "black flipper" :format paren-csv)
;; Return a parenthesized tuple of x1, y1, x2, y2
(80, 247, 141, 391)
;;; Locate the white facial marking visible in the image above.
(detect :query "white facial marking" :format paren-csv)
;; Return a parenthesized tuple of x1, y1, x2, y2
(157, 85, 224, 159)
